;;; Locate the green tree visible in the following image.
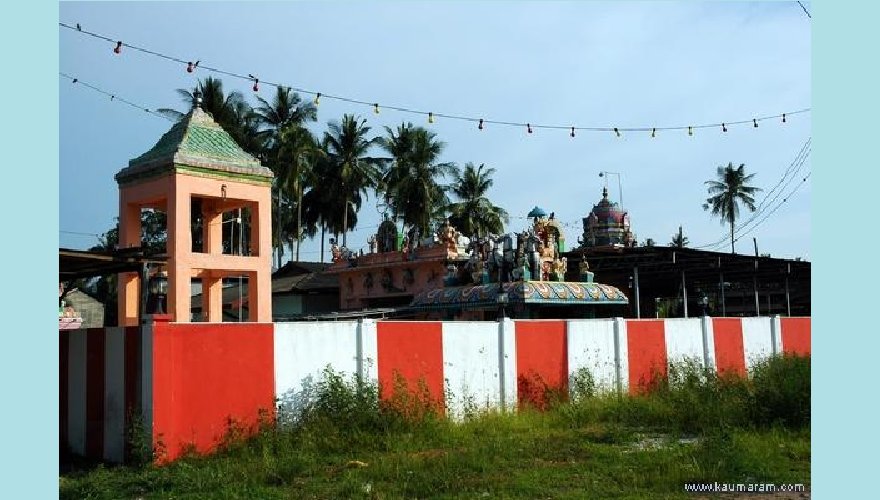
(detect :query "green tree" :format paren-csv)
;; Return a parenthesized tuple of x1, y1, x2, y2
(447, 162, 509, 237)
(254, 86, 318, 266)
(380, 123, 456, 236)
(322, 114, 384, 247)
(669, 225, 689, 248)
(84, 210, 168, 326)
(277, 123, 322, 261)
(703, 162, 762, 254)
(159, 77, 264, 156)
(301, 153, 337, 261)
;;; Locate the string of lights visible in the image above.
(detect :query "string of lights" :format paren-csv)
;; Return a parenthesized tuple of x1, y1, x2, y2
(60, 21, 810, 136)
(60, 72, 174, 121)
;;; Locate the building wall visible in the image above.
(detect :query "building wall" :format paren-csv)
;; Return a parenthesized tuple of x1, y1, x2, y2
(60, 315, 809, 464)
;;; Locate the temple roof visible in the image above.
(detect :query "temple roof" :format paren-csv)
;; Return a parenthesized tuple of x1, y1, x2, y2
(589, 187, 626, 222)
(409, 280, 628, 310)
(115, 104, 272, 186)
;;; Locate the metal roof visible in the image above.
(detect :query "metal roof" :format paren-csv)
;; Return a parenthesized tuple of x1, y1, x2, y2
(59, 248, 166, 280)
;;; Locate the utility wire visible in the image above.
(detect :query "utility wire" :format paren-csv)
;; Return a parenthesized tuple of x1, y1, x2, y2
(731, 172, 811, 245)
(60, 72, 174, 121)
(694, 139, 811, 250)
(797, 1, 812, 19)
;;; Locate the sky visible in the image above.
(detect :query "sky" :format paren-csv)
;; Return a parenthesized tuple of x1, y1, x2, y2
(59, 1, 811, 263)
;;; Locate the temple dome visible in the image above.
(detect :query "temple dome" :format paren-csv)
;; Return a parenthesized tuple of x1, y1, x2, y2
(590, 187, 627, 224)
(580, 187, 635, 249)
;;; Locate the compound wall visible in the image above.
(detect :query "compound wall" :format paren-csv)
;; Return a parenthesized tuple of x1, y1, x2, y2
(60, 315, 810, 463)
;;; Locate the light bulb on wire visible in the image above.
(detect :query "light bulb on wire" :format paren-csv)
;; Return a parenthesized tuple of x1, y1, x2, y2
(614, 127, 621, 138)
(570, 127, 575, 138)
(478, 118, 484, 130)
(373, 103, 380, 114)
(113, 41, 122, 54)
(428, 112, 434, 124)
(314, 93, 321, 106)
(688, 126, 693, 137)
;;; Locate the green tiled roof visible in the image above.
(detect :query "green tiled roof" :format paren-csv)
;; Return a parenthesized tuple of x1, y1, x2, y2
(116, 107, 272, 185)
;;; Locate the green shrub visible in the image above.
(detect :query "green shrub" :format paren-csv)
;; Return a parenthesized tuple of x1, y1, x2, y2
(750, 354, 810, 428)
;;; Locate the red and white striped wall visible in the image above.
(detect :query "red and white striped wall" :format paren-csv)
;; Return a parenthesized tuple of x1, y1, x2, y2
(61, 318, 274, 464)
(61, 316, 810, 463)
(60, 326, 150, 464)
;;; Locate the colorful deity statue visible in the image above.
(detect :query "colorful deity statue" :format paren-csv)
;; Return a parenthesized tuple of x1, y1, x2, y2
(438, 219, 458, 254)
(512, 253, 532, 281)
(551, 257, 567, 282)
(579, 254, 594, 283)
(330, 239, 342, 263)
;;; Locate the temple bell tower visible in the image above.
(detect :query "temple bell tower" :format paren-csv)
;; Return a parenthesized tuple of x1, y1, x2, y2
(114, 92, 274, 324)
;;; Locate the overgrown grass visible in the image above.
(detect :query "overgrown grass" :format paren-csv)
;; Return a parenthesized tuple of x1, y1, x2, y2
(61, 355, 810, 499)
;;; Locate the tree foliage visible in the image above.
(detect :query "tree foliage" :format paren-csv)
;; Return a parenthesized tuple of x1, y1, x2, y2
(703, 163, 762, 254)
(447, 162, 509, 238)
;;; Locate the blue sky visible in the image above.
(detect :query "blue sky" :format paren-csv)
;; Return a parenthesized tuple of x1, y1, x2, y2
(59, 1, 811, 261)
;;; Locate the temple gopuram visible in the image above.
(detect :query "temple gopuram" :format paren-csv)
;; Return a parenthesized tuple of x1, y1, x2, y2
(328, 207, 628, 320)
(580, 187, 636, 249)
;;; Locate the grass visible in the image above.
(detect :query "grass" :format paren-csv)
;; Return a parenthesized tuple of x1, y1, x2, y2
(60, 355, 810, 499)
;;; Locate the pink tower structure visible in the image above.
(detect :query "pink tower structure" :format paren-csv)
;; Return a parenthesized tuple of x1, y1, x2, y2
(114, 92, 273, 324)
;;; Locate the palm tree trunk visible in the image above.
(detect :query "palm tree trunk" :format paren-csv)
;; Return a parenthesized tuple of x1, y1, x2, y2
(295, 177, 302, 262)
(342, 196, 349, 247)
(276, 185, 282, 269)
(730, 220, 735, 254)
(320, 223, 326, 263)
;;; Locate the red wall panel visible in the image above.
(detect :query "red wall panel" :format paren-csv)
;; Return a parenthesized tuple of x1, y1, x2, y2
(376, 322, 444, 405)
(85, 328, 105, 458)
(712, 318, 747, 377)
(59, 331, 69, 454)
(123, 326, 141, 461)
(151, 322, 275, 462)
(781, 317, 811, 356)
(626, 320, 667, 394)
(515, 321, 568, 409)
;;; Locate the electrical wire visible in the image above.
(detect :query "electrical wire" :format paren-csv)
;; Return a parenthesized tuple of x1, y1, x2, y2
(60, 72, 174, 121)
(694, 139, 811, 250)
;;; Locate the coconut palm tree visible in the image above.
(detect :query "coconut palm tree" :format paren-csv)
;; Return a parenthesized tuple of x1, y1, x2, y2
(254, 87, 317, 266)
(301, 152, 337, 262)
(277, 123, 322, 261)
(669, 225, 689, 248)
(159, 77, 263, 154)
(447, 162, 509, 238)
(380, 123, 456, 235)
(703, 162, 762, 254)
(322, 114, 384, 247)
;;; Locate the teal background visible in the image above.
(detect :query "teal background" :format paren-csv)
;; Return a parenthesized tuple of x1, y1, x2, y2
(813, 1, 874, 498)
(1, 0, 872, 497)
(2, 0, 58, 497)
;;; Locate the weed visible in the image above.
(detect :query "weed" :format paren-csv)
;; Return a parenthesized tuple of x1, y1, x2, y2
(62, 355, 810, 499)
